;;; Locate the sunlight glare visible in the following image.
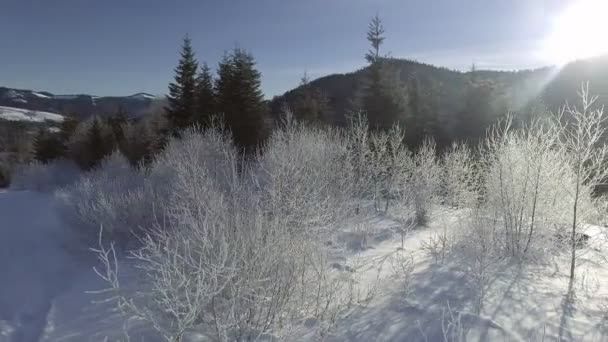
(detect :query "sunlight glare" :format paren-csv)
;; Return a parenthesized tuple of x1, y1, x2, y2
(540, 0, 608, 65)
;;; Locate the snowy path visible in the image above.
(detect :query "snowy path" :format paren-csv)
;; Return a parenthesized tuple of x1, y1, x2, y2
(0, 191, 86, 342)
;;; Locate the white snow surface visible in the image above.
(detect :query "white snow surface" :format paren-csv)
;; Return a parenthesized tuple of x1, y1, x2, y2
(31, 92, 51, 99)
(128, 93, 156, 100)
(0, 106, 64, 123)
(2, 193, 608, 341)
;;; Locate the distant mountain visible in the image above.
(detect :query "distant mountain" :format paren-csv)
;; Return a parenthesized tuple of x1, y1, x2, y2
(0, 87, 159, 120)
(270, 58, 559, 128)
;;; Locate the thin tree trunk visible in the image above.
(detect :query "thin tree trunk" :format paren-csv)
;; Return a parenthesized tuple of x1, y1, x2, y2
(570, 166, 581, 281)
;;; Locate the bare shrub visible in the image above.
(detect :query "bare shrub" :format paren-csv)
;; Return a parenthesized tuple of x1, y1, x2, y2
(256, 121, 353, 237)
(410, 139, 441, 225)
(441, 143, 478, 209)
(552, 84, 608, 280)
(479, 116, 582, 259)
(389, 250, 415, 297)
(345, 112, 373, 214)
(93, 126, 367, 341)
(55, 151, 151, 248)
(421, 228, 452, 265)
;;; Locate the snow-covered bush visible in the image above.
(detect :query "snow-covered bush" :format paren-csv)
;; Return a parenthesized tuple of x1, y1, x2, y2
(95, 126, 362, 341)
(345, 112, 373, 213)
(410, 139, 441, 225)
(368, 124, 412, 213)
(9, 159, 80, 192)
(442, 143, 478, 209)
(552, 84, 608, 280)
(480, 117, 594, 259)
(55, 151, 151, 248)
(256, 121, 353, 236)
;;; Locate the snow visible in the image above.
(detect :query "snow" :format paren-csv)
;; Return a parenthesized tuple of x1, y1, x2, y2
(128, 93, 156, 100)
(1, 192, 608, 341)
(32, 92, 51, 99)
(0, 106, 64, 123)
(0, 191, 86, 341)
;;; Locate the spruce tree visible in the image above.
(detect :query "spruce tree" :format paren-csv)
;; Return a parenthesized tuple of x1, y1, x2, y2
(32, 128, 64, 163)
(166, 36, 199, 135)
(107, 108, 128, 143)
(365, 14, 386, 64)
(84, 117, 114, 170)
(58, 116, 79, 154)
(195, 62, 216, 128)
(216, 48, 267, 151)
(361, 14, 407, 131)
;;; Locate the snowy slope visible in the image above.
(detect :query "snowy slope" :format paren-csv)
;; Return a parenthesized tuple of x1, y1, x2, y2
(0, 106, 64, 123)
(2, 192, 608, 341)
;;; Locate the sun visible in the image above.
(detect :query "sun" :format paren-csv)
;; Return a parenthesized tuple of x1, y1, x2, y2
(540, 0, 608, 65)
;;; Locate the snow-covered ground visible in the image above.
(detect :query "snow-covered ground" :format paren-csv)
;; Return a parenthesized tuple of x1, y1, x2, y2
(0, 107, 64, 123)
(1, 191, 608, 341)
(0, 191, 119, 342)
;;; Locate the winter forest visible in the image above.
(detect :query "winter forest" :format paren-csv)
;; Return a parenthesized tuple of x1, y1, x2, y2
(4, 9, 608, 342)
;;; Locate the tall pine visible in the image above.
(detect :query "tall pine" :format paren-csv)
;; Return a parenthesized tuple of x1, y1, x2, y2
(195, 62, 216, 128)
(166, 36, 199, 135)
(215, 48, 267, 151)
(361, 14, 407, 131)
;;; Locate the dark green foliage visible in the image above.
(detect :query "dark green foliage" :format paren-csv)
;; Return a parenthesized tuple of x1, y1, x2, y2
(87, 118, 111, 169)
(120, 113, 168, 166)
(405, 75, 424, 148)
(365, 14, 385, 64)
(32, 128, 65, 163)
(0, 164, 9, 188)
(107, 109, 129, 143)
(166, 36, 199, 135)
(70, 117, 116, 170)
(404, 75, 443, 149)
(215, 48, 268, 151)
(290, 73, 332, 125)
(455, 78, 501, 143)
(58, 117, 79, 144)
(362, 60, 408, 131)
(195, 63, 216, 128)
(360, 16, 407, 132)
(271, 58, 556, 148)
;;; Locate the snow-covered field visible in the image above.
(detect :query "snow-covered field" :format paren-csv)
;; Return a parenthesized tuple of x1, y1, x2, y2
(1, 189, 608, 341)
(0, 107, 64, 123)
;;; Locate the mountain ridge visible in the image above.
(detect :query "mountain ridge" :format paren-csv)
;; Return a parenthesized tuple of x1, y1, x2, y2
(0, 87, 158, 120)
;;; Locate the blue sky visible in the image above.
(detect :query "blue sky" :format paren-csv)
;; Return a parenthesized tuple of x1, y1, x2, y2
(0, 0, 570, 98)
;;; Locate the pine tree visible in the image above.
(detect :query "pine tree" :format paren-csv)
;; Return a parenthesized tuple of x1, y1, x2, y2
(361, 15, 407, 131)
(58, 116, 79, 154)
(195, 62, 216, 128)
(32, 128, 64, 163)
(166, 36, 199, 135)
(215, 48, 267, 151)
(84, 117, 114, 170)
(107, 108, 129, 143)
(365, 14, 386, 64)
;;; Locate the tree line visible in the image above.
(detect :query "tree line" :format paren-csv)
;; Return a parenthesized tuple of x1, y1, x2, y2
(1, 14, 528, 186)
